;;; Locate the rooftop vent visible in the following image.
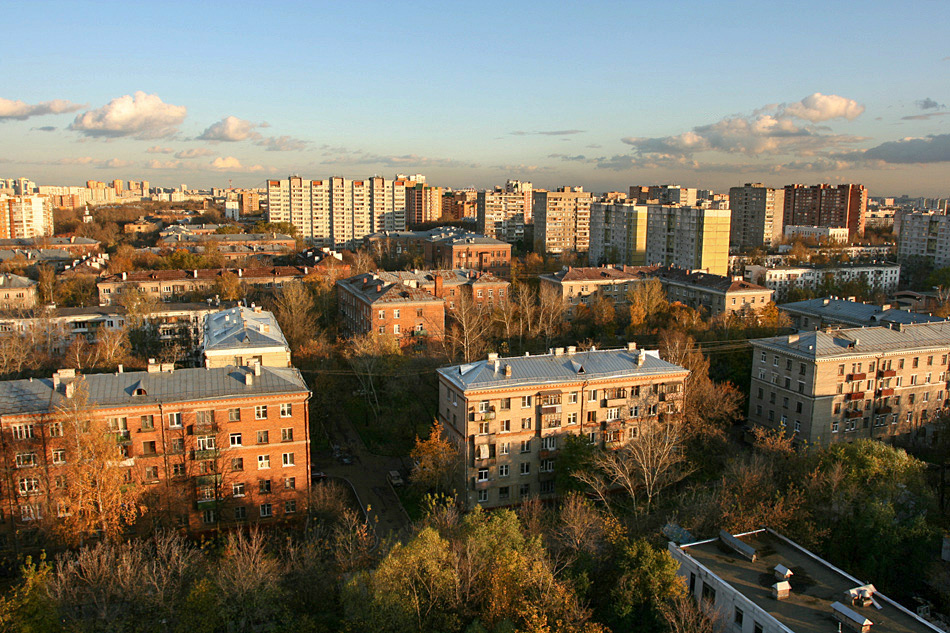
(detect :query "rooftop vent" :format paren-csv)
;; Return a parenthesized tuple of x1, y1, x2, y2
(567, 346, 577, 355)
(719, 530, 756, 561)
(627, 341, 637, 352)
(487, 352, 499, 362)
(772, 580, 791, 601)
(773, 564, 793, 581)
(847, 585, 880, 610)
(831, 601, 873, 633)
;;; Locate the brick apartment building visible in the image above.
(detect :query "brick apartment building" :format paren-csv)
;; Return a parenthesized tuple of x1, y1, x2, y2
(202, 306, 292, 368)
(783, 183, 868, 238)
(97, 266, 310, 305)
(748, 321, 950, 447)
(376, 269, 509, 310)
(364, 228, 512, 275)
(0, 274, 37, 311)
(0, 363, 310, 543)
(337, 272, 446, 344)
(437, 345, 689, 509)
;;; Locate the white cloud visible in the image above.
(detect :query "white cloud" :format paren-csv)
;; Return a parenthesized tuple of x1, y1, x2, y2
(255, 135, 308, 152)
(175, 147, 215, 159)
(780, 93, 864, 122)
(209, 156, 265, 172)
(198, 116, 261, 142)
(320, 148, 477, 168)
(69, 92, 186, 138)
(44, 156, 134, 169)
(146, 145, 174, 154)
(0, 97, 84, 121)
(145, 159, 185, 170)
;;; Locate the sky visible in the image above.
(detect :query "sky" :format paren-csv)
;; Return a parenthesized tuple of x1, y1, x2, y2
(2, 0, 950, 196)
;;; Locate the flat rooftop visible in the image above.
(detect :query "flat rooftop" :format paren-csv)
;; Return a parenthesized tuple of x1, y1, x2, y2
(680, 529, 939, 633)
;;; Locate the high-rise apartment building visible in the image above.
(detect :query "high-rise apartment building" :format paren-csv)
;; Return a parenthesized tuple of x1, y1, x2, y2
(589, 201, 649, 266)
(783, 184, 867, 237)
(898, 212, 950, 269)
(644, 206, 731, 276)
(112, 179, 124, 194)
(533, 187, 593, 255)
(476, 180, 533, 244)
(629, 185, 698, 206)
(0, 195, 54, 238)
(239, 191, 260, 213)
(729, 183, 785, 250)
(407, 183, 443, 225)
(441, 190, 477, 220)
(267, 175, 415, 247)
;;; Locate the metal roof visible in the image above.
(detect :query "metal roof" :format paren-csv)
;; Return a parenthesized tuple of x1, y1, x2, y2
(438, 347, 689, 391)
(753, 321, 950, 360)
(203, 306, 289, 353)
(0, 365, 309, 417)
(781, 297, 945, 328)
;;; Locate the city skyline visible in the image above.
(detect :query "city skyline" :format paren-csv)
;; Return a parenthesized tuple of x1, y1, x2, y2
(2, 1, 950, 195)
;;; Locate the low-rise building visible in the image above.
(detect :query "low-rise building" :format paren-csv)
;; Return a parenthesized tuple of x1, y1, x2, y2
(671, 528, 942, 633)
(0, 364, 310, 539)
(744, 264, 901, 301)
(437, 345, 689, 509)
(97, 266, 310, 306)
(539, 266, 773, 317)
(337, 272, 446, 343)
(0, 236, 99, 255)
(783, 225, 850, 244)
(159, 232, 296, 251)
(780, 297, 947, 331)
(0, 273, 37, 311)
(748, 322, 950, 447)
(202, 306, 291, 368)
(376, 269, 509, 310)
(365, 227, 512, 275)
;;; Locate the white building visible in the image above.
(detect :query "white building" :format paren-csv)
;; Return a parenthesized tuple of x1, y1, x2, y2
(0, 195, 54, 238)
(729, 184, 785, 250)
(225, 199, 240, 222)
(898, 212, 950, 269)
(202, 305, 291, 368)
(476, 180, 534, 244)
(744, 263, 901, 301)
(784, 225, 849, 244)
(644, 205, 731, 276)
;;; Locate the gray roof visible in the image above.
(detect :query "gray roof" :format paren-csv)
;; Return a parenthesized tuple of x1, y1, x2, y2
(0, 273, 37, 289)
(203, 306, 289, 352)
(753, 321, 950, 360)
(0, 366, 309, 417)
(438, 347, 689, 392)
(781, 297, 945, 328)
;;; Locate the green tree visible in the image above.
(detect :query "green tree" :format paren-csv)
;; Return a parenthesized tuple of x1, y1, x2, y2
(0, 554, 59, 632)
(604, 538, 683, 633)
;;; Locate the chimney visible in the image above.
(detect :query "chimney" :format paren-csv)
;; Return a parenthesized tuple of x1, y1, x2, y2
(237, 268, 243, 277)
(64, 382, 75, 399)
(121, 271, 127, 281)
(555, 347, 564, 356)
(434, 275, 444, 298)
(117, 364, 123, 374)
(567, 346, 577, 355)
(253, 362, 261, 376)
(303, 267, 308, 275)
(244, 371, 254, 386)
(637, 352, 645, 367)
(487, 352, 499, 362)
(504, 364, 512, 377)
(192, 269, 198, 278)
(627, 341, 637, 352)
(147, 358, 159, 373)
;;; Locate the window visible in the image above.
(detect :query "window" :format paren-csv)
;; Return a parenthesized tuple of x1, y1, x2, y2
(230, 433, 242, 447)
(285, 500, 297, 514)
(567, 412, 578, 425)
(541, 459, 554, 473)
(520, 462, 530, 475)
(499, 442, 510, 455)
(167, 412, 182, 428)
(228, 408, 241, 422)
(838, 364, 845, 375)
(195, 410, 213, 427)
(735, 608, 744, 626)
(521, 395, 532, 408)
(260, 503, 273, 518)
(501, 420, 511, 432)
(284, 476, 296, 489)
(196, 436, 215, 450)
(234, 506, 246, 520)
(171, 438, 184, 453)
(568, 392, 578, 404)
(259, 479, 271, 493)
(477, 468, 489, 482)
(12, 424, 34, 440)
(478, 421, 489, 435)
(51, 449, 66, 465)
(500, 398, 510, 410)
(521, 417, 532, 430)
(701, 582, 716, 603)
(255, 405, 267, 420)
(587, 390, 597, 402)
(520, 440, 531, 453)
(140, 415, 154, 430)
(280, 403, 292, 417)
(49, 422, 63, 437)
(144, 466, 159, 481)
(606, 407, 619, 421)
(753, 624, 763, 633)
(281, 428, 294, 442)
(232, 483, 245, 497)
(282, 452, 295, 467)
(499, 464, 510, 477)
(393, 309, 400, 319)
(499, 486, 510, 499)
(18, 478, 39, 495)
(393, 324, 400, 335)
(542, 436, 556, 451)
(15, 453, 36, 468)
(258, 455, 271, 469)
(257, 430, 269, 444)
(173, 463, 186, 476)
(142, 440, 157, 455)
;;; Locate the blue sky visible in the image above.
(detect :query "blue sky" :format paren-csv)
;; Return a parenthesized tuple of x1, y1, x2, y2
(2, 0, 950, 195)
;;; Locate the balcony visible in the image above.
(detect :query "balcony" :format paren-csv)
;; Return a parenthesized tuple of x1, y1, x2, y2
(192, 449, 219, 461)
(848, 373, 867, 381)
(602, 396, 627, 407)
(845, 410, 863, 419)
(473, 433, 495, 445)
(878, 388, 894, 397)
(877, 406, 893, 414)
(539, 449, 558, 460)
(878, 369, 897, 378)
(846, 392, 864, 401)
(660, 391, 683, 401)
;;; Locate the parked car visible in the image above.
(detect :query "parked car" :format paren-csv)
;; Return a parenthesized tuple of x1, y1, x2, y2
(387, 470, 404, 487)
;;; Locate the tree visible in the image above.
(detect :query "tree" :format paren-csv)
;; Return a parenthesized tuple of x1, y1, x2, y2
(627, 279, 667, 333)
(409, 420, 460, 494)
(37, 264, 55, 305)
(274, 280, 318, 353)
(0, 554, 59, 632)
(606, 538, 684, 633)
(213, 271, 244, 301)
(660, 590, 726, 633)
(345, 331, 400, 424)
(214, 529, 286, 631)
(445, 292, 493, 362)
(116, 286, 160, 328)
(54, 379, 143, 545)
(622, 422, 692, 511)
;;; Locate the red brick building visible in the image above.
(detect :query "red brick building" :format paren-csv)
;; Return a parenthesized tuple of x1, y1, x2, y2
(337, 273, 446, 344)
(783, 184, 868, 237)
(364, 228, 512, 276)
(97, 266, 310, 305)
(0, 364, 310, 546)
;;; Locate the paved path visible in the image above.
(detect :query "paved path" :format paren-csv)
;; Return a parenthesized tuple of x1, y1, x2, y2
(314, 411, 412, 543)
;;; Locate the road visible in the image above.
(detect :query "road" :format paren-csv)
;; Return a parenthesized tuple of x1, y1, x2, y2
(314, 410, 412, 544)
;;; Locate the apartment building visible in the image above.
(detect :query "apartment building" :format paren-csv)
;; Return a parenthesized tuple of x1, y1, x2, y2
(266, 175, 416, 247)
(629, 185, 698, 206)
(783, 225, 849, 244)
(779, 297, 946, 331)
(744, 263, 901, 301)
(672, 528, 942, 633)
(783, 183, 868, 237)
(337, 272, 446, 344)
(540, 265, 772, 318)
(0, 364, 310, 540)
(476, 181, 533, 244)
(441, 190, 477, 220)
(645, 205, 731, 276)
(97, 266, 310, 306)
(0, 195, 54, 238)
(898, 212, 950, 269)
(0, 273, 37, 311)
(407, 183, 444, 225)
(202, 306, 291, 368)
(748, 322, 950, 447)
(0, 236, 99, 255)
(437, 345, 689, 509)
(729, 183, 785, 250)
(533, 187, 593, 255)
(365, 227, 512, 275)
(377, 269, 509, 310)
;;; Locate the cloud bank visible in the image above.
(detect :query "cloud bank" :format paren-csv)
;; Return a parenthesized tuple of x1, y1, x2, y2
(0, 97, 84, 121)
(69, 92, 186, 139)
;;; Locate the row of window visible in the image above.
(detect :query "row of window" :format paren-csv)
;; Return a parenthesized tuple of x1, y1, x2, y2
(202, 501, 297, 524)
(458, 384, 676, 410)
(475, 481, 555, 504)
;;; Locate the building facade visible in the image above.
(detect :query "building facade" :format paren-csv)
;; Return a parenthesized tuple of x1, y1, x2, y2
(588, 201, 649, 266)
(437, 345, 689, 509)
(748, 322, 950, 447)
(337, 272, 446, 344)
(783, 225, 849, 244)
(441, 190, 477, 220)
(783, 183, 868, 237)
(532, 187, 593, 255)
(743, 264, 901, 301)
(644, 205, 731, 276)
(729, 183, 784, 250)
(0, 364, 310, 541)
(898, 212, 950, 269)
(407, 183, 444, 225)
(476, 181, 533, 244)
(365, 228, 512, 275)
(0, 195, 54, 239)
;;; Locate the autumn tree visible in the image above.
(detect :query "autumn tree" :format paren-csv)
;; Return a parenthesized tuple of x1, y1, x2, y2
(445, 291, 494, 362)
(627, 278, 668, 333)
(274, 280, 318, 353)
(37, 264, 55, 305)
(213, 271, 244, 301)
(345, 331, 400, 424)
(409, 420, 460, 494)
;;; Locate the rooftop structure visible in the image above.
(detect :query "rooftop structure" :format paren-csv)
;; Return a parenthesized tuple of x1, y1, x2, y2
(671, 528, 942, 633)
(202, 306, 291, 368)
(780, 297, 947, 331)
